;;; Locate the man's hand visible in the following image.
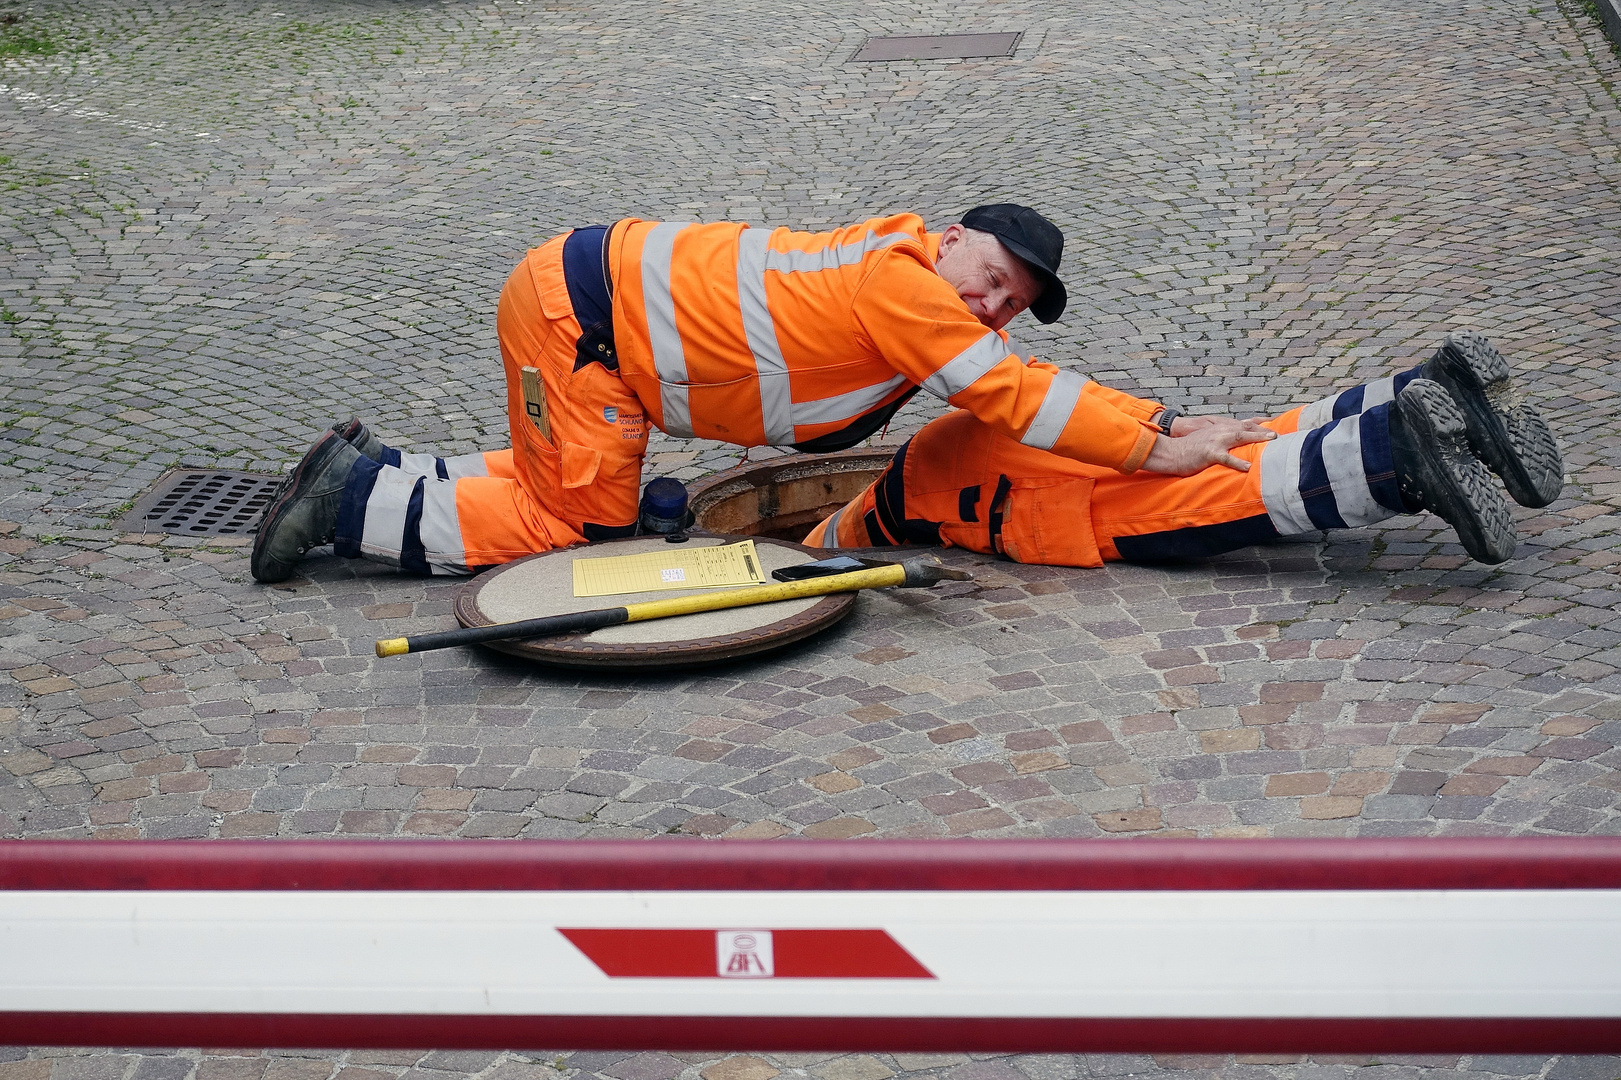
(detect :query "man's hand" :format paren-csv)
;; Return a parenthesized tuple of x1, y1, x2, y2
(1141, 416, 1276, 475)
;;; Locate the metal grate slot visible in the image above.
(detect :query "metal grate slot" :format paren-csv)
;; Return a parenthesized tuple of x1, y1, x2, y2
(852, 32, 1022, 62)
(120, 470, 284, 536)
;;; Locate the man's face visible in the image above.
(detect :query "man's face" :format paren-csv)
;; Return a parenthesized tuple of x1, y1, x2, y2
(934, 224, 1043, 331)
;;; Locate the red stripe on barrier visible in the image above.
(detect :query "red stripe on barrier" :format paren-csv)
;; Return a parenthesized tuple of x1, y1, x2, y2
(3, 837, 1620, 891)
(3, 1013, 1619, 1053)
(558, 928, 934, 978)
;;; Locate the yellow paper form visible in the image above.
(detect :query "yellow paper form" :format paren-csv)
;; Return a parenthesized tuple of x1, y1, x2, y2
(571, 540, 768, 598)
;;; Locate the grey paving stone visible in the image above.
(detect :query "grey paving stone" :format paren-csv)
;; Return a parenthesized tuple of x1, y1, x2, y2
(1469, 1059, 1554, 1076)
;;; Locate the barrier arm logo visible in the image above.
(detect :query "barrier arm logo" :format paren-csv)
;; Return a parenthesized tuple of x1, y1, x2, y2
(558, 928, 934, 979)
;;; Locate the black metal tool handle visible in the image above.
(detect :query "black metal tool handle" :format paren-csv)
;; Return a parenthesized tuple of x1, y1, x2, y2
(376, 607, 628, 657)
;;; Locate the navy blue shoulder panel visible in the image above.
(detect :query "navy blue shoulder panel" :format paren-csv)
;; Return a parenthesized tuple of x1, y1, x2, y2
(562, 226, 613, 330)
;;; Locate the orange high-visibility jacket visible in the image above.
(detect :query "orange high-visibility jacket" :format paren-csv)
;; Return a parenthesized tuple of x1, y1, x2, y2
(606, 214, 1162, 472)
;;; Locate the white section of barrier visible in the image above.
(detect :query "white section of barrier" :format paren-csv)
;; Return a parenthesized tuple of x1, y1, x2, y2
(5, 889, 1621, 1018)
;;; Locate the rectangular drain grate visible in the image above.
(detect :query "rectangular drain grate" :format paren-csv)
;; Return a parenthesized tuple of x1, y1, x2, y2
(852, 32, 1022, 62)
(119, 470, 284, 536)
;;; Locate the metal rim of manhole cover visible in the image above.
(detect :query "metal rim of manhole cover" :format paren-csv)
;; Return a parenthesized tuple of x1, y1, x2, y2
(687, 446, 898, 545)
(851, 32, 1023, 62)
(118, 469, 283, 537)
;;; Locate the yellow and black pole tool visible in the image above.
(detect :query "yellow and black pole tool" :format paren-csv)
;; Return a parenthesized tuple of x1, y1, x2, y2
(375, 557, 971, 658)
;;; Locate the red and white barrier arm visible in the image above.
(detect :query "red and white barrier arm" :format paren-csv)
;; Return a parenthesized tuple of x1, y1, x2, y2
(3, 837, 1620, 1053)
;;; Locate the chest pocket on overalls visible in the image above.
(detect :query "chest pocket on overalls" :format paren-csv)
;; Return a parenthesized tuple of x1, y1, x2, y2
(985, 475, 1104, 568)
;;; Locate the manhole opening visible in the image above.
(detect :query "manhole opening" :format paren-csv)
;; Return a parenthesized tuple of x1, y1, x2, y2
(851, 32, 1022, 62)
(119, 470, 283, 536)
(688, 449, 897, 544)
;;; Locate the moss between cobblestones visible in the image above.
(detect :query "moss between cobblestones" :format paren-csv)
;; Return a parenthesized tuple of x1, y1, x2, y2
(0, 14, 56, 58)
(1563, 0, 1621, 65)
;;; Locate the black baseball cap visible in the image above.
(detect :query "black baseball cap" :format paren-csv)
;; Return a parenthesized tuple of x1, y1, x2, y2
(960, 203, 1067, 323)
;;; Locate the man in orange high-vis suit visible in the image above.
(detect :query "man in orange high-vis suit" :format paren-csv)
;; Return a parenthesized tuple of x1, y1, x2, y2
(249, 205, 1549, 583)
(803, 332, 1563, 568)
(256, 203, 1265, 583)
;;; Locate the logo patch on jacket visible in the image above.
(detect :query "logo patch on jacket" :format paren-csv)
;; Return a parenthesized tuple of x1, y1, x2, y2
(604, 406, 645, 439)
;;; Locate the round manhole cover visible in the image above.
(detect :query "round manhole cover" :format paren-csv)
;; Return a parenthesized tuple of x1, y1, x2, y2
(453, 534, 857, 670)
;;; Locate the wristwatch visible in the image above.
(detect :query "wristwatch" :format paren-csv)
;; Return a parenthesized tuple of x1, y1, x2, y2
(1152, 407, 1181, 435)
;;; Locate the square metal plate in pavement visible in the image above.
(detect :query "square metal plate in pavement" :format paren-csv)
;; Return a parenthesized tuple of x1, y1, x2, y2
(118, 469, 283, 537)
(852, 32, 1022, 62)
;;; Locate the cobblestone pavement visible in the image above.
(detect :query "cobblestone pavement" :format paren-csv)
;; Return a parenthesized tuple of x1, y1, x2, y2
(3, 0, 1621, 1078)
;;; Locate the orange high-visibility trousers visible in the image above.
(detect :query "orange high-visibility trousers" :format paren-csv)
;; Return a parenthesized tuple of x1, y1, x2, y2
(332, 232, 647, 574)
(804, 369, 1423, 564)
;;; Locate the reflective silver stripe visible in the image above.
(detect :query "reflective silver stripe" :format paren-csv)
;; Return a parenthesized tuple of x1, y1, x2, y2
(1259, 427, 1315, 535)
(816, 506, 846, 548)
(763, 231, 910, 274)
(441, 452, 490, 480)
(736, 229, 796, 445)
(1301, 375, 1395, 432)
(358, 467, 419, 566)
(1321, 415, 1384, 527)
(1361, 374, 1398, 409)
(791, 373, 911, 429)
(1297, 393, 1339, 431)
(641, 222, 694, 439)
(921, 333, 1012, 400)
(416, 478, 468, 574)
(1019, 369, 1088, 450)
(393, 452, 488, 481)
(396, 451, 441, 476)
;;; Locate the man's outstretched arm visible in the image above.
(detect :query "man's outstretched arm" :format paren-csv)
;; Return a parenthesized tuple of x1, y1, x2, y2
(853, 254, 1163, 471)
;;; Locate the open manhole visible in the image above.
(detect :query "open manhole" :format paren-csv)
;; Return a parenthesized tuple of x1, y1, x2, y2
(119, 469, 282, 536)
(687, 448, 897, 544)
(852, 32, 1022, 62)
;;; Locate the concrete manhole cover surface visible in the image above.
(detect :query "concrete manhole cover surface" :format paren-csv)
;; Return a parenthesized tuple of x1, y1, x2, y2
(454, 534, 858, 670)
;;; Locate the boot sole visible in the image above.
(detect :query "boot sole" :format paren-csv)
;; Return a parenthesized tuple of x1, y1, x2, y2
(251, 431, 350, 583)
(1424, 331, 1563, 508)
(1397, 380, 1518, 565)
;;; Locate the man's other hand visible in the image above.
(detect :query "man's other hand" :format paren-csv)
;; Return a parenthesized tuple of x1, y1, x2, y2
(1141, 416, 1276, 475)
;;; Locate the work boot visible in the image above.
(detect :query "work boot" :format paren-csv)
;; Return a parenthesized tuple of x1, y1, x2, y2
(330, 416, 387, 462)
(1419, 331, 1563, 508)
(251, 431, 362, 583)
(1389, 379, 1518, 565)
